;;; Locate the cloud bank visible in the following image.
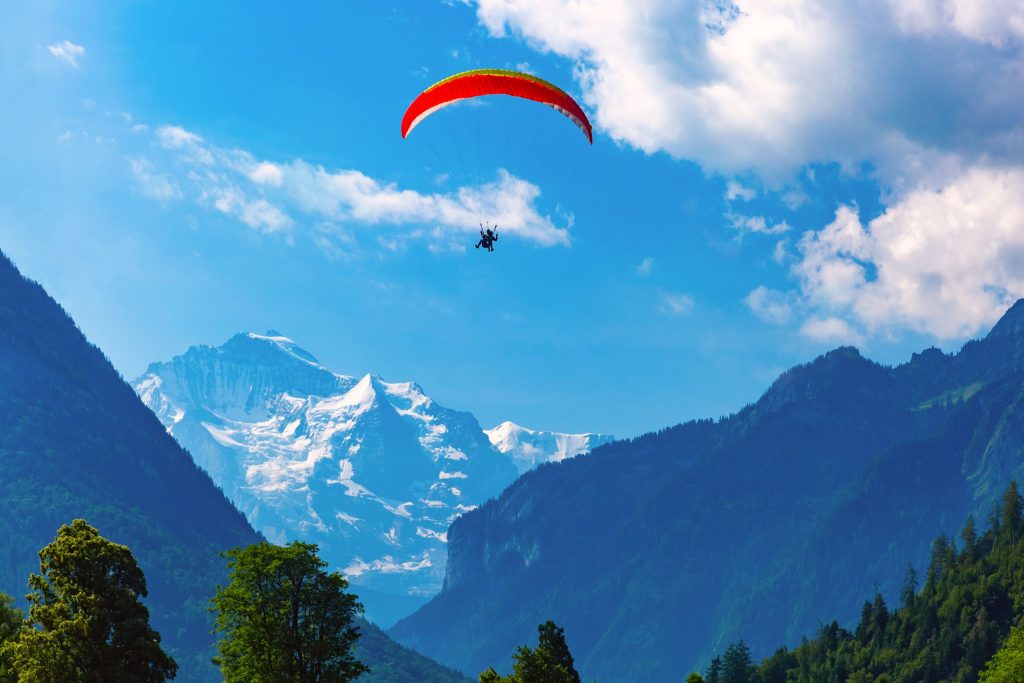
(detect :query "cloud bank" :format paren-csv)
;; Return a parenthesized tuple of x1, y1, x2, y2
(468, 0, 1022, 182)
(463, 0, 1024, 341)
(132, 125, 570, 251)
(790, 166, 1024, 340)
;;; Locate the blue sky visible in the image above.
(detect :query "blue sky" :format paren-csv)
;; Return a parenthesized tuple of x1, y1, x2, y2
(2, 1, 1023, 436)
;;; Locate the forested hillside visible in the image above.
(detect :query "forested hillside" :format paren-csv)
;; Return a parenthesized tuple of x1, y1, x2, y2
(393, 302, 1024, 681)
(700, 481, 1024, 683)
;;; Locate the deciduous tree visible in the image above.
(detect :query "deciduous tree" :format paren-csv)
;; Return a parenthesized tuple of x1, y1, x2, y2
(211, 541, 366, 683)
(3, 519, 176, 682)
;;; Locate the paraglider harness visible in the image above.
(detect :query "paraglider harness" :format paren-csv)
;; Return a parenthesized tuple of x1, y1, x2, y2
(476, 223, 498, 252)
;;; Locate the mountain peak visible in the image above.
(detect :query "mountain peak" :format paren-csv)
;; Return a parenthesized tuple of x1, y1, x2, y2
(237, 331, 322, 367)
(485, 421, 615, 474)
(986, 299, 1024, 340)
(489, 421, 528, 437)
(137, 332, 355, 418)
(340, 373, 381, 407)
(758, 344, 885, 412)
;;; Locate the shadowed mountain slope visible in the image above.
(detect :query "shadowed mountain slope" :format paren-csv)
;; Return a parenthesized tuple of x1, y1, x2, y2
(0, 249, 469, 683)
(391, 303, 1024, 682)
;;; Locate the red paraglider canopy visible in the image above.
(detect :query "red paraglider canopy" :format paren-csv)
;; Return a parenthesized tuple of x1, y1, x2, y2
(401, 69, 593, 143)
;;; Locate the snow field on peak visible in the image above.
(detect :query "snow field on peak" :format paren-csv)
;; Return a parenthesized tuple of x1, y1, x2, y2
(134, 332, 609, 625)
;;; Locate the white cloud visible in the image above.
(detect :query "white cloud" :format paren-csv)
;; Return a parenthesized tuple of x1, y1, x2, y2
(249, 162, 284, 187)
(466, 0, 1024, 183)
(725, 180, 756, 201)
(137, 125, 569, 248)
(772, 238, 789, 265)
(800, 317, 864, 346)
(277, 163, 568, 246)
(885, 0, 1024, 46)
(728, 213, 790, 235)
(662, 292, 695, 316)
(745, 286, 793, 324)
(635, 257, 654, 276)
(47, 40, 85, 67)
(129, 158, 181, 201)
(156, 125, 203, 149)
(781, 189, 808, 210)
(207, 187, 293, 233)
(789, 165, 1024, 340)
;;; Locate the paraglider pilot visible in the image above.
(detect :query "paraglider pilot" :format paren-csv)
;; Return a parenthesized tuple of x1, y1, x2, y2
(476, 223, 498, 252)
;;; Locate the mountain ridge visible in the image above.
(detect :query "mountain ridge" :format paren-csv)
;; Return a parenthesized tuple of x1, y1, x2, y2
(390, 300, 1024, 682)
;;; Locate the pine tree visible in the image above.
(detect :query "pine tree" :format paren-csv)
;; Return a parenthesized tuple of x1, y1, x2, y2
(856, 600, 874, 644)
(746, 482, 1024, 683)
(478, 620, 581, 683)
(721, 641, 755, 683)
(536, 621, 581, 683)
(706, 655, 722, 683)
(960, 514, 977, 561)
(1001, 482, 1022, 543)
(871, 594, 888, 637)
(900, 565, 918, 610)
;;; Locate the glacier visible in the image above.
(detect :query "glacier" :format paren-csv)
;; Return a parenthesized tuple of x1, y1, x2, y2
(134, 331, 611, 626)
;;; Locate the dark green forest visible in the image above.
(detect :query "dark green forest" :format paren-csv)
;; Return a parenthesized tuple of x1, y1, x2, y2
(695, 481, 1024, 683)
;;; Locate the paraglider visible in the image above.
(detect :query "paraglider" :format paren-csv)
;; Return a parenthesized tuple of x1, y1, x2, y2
(476, 223, 498, 252)
(401, 69, 592, 251)
(401, 68, 593, 143)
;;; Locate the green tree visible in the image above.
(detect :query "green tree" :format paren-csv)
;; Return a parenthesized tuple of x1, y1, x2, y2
(748, 482, 1024, 683)
(0, 595, 21, 646)
(721, 641, 755, 683)
(211, 540, 367, 683)
(478, 620, 581, 683)
(1001, 482, 1022, 543)
(899, 564, 918, 610)
(479, 667, 505, 683)
(3, 519, 176, 682)
(686, 673, 707, 683)
(979, 624, 1024, 682)
(706, 656, 722, 683)
(960, 514, 977, 561)
(0, 594, 24, 683)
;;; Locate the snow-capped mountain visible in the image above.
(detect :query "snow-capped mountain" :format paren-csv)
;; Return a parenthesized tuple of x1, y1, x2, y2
(133, 331, 609, 626)
(485, 421, 614, 474)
